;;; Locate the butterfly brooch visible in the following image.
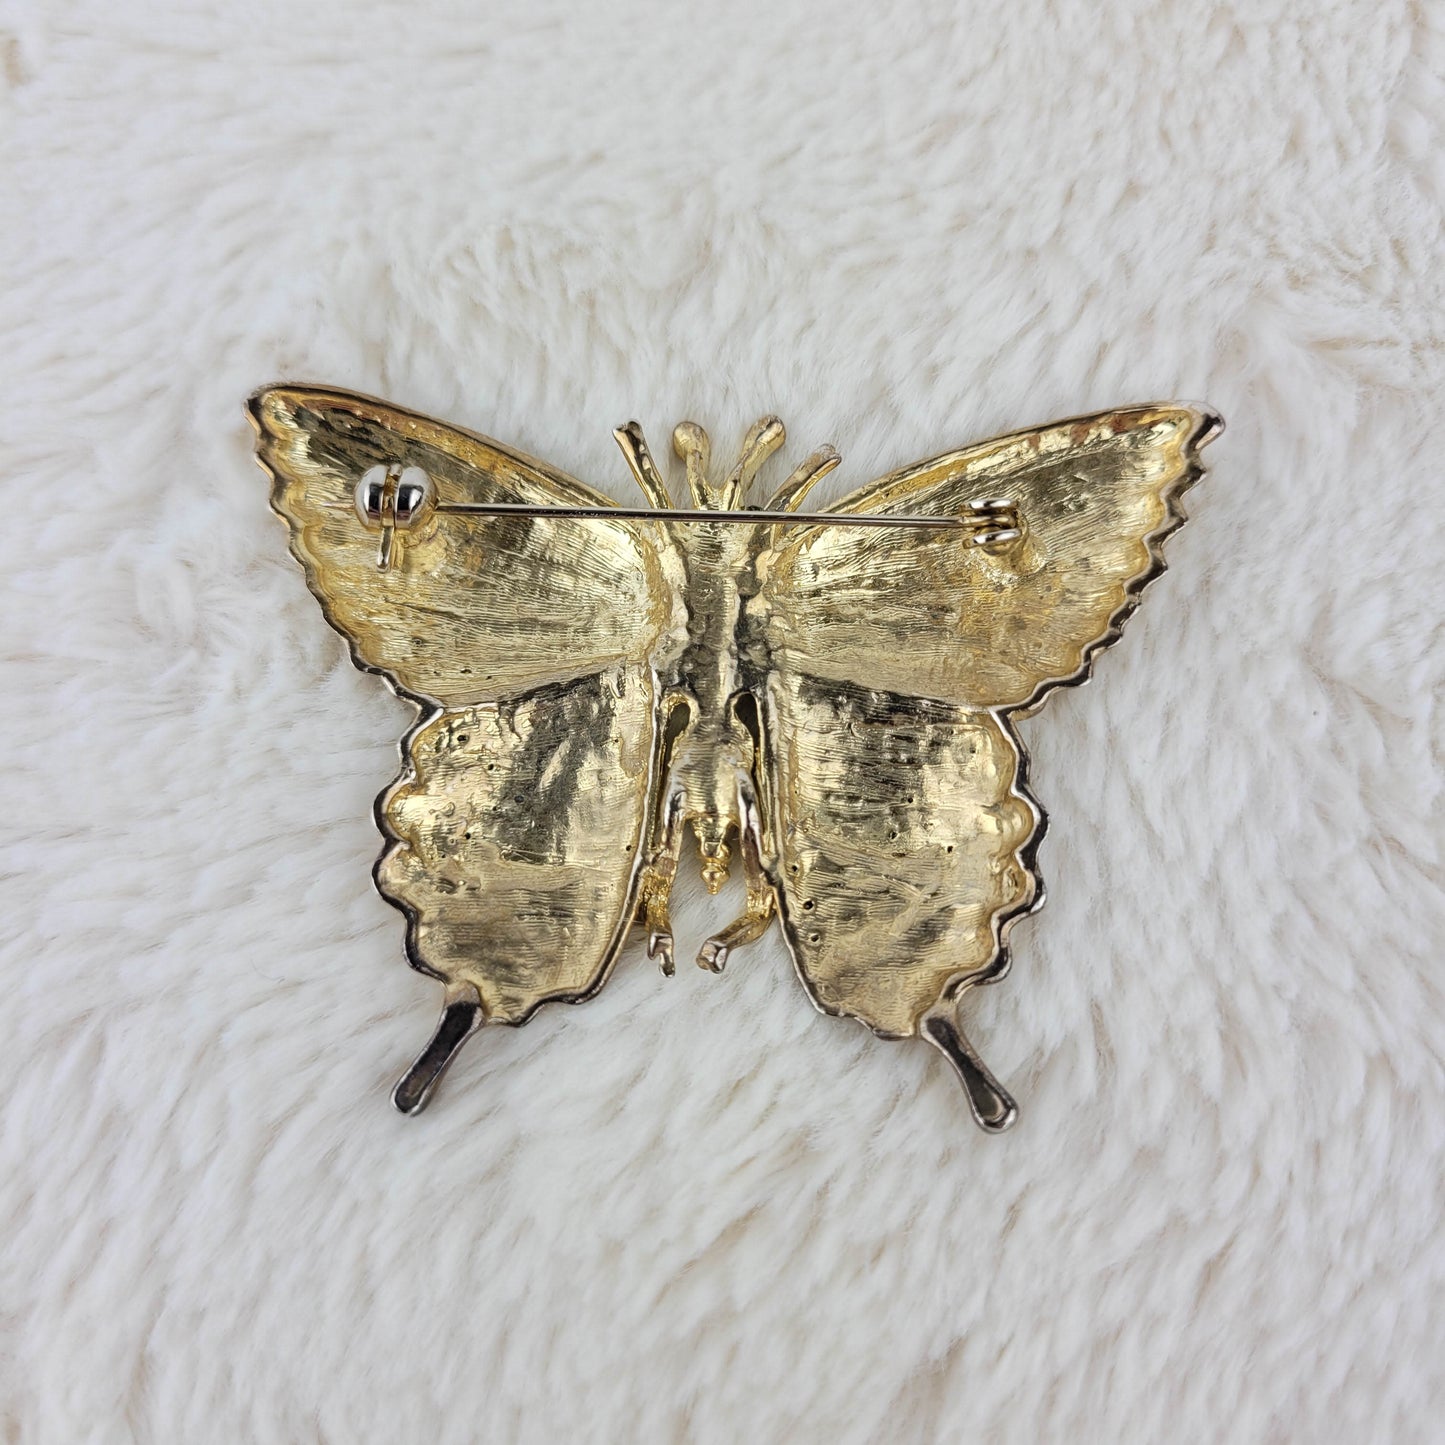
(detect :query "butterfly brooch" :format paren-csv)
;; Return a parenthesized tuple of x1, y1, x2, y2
(249, 386, 1222, 1130)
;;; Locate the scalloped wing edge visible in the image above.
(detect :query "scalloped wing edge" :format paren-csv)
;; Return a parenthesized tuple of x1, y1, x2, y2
(367, 683, 666, 1025)
(246, 382, 652, 710)
(997, 402, 1222, 719)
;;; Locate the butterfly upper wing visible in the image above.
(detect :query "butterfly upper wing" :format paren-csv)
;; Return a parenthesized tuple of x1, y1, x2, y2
(252, 385, 670, 706)
(251, 385, 677, 1024)
(764, 404, 1220, 714)
(755, 404, 1219, 1038)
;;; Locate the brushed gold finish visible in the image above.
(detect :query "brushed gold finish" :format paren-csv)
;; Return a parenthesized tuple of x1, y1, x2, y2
(249, 385, 1221, 1128)
(377, 671, 658, 1024)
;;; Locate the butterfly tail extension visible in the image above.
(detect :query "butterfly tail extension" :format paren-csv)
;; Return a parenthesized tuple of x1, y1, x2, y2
(392, 984, 486, 1115)
(920, 1001, 1018, 1133)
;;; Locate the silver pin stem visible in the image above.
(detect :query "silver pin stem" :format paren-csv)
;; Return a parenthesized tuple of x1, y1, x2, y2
(437, 500, 1001, 531)
(329, 497, 1018, 534)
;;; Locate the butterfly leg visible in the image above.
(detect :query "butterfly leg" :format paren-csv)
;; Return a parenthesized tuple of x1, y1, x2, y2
(638, 782, 688, 976)
(697, 769, 776, 973)
(392, 982, 485, 1116)
(920, 997, 1018, 1133)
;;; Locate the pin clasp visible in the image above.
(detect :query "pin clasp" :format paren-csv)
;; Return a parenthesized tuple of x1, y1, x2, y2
(966, 497, 1023, 552)
(353, 463, 436, 570)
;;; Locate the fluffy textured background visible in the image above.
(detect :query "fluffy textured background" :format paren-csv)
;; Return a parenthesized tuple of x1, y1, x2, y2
(3, 1, 1442, 1440)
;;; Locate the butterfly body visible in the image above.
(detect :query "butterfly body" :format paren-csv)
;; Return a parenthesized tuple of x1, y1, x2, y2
(648, 514, 766, 902)
(250, 386, 1221, 1129)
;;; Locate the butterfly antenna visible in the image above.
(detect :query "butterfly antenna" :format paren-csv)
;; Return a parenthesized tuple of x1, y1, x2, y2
(392, 985, 485, 1115)
(671, 421, 713, 507)
(765, 445, 841, 513)
(921, 1003, 1018, 1133)
(613, 421, 673, 510)
(721, 415, 786, 507)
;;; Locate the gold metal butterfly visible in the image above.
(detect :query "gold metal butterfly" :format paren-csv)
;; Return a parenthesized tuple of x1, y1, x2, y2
(249, 386, 1221, 1130)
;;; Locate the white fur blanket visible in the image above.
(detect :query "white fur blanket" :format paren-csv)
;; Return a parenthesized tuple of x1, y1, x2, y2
(3, 1, 1441, 1440)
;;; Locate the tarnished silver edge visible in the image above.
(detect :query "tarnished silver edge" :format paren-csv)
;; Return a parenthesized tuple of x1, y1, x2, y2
(1010, 402, 1223, 718)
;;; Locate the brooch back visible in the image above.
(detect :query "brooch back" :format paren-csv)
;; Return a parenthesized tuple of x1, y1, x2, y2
(250, 387, 1222, 1129)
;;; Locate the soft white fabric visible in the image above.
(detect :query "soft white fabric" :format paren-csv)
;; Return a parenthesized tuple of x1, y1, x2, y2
(3, 2, 1442, 1440)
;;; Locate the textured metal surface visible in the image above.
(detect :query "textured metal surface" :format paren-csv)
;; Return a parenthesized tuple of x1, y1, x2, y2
(251, 386, 672, 706)
(377, 669, 658, 1024)
(249, 385, 1221, 1128)
(759, 678, 1039, 1039)
(761, 407, 1215, 713)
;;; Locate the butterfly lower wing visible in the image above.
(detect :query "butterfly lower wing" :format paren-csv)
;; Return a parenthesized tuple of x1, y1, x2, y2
(378, 665, 661, 1022)
(756, 404, 1220, 1125)
(761, 675, 1041, 1034)
(250, 386, 675, 1107)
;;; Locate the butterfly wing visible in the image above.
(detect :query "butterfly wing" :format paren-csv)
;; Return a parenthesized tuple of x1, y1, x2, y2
(764, 405, 1220, 713)
(755, 404, 1220, 1121)
(757, 675, 1041, 1034)
(252, 384, 670, 705)
(250, 386, 677, 1105)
